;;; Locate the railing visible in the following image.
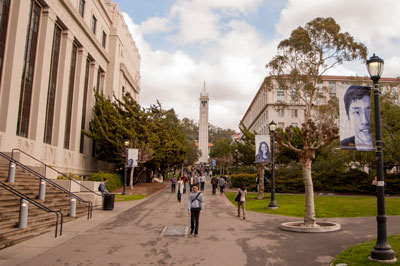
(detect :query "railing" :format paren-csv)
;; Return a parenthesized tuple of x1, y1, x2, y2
(0, 152, 93, 219)
(12, 149, 102, 197)
(0, 180, 63, 238)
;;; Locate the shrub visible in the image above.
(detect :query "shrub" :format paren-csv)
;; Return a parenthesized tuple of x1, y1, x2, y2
(230, 173, 257, 191)
(88, 172, 123, 192)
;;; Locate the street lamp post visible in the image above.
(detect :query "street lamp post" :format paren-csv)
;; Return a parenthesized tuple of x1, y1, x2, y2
(268, 120, 278, 209)
(367, 54, 396, 262)
(235, 149, 238, 170)
(122, 140, 130, 195)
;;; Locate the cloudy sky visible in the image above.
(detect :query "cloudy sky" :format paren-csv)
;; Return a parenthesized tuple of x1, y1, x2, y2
(113, 0, 400, 131)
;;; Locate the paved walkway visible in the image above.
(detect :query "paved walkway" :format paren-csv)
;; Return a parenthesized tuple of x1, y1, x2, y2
(1, 182, 400, 266)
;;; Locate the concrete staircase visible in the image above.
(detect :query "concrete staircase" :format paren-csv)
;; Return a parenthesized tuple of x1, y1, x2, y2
(0, 164, 90, 249)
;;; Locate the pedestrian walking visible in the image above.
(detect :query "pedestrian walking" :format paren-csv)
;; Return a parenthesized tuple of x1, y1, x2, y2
(211, 175, 218, 195)
(235, 185, 247, 219)
(218, 176, 226, 195)
(189, 174, 196, 193)
(177, 177, 184, 202)
(188, 183, 204, 237)
(171, 176, 177, 193)
(183, 174, 187, 194)
(199, 173, 206, 191)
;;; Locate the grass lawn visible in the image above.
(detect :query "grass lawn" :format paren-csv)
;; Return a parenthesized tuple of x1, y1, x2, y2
(225, 192, 400, 218)
(115, 194, 146, 202)
(332, 235, 400, 265)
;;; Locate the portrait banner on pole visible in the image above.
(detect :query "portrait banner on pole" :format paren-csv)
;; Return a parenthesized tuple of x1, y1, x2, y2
(255, 135, 270, 163)
(339, 84, 374, 151)
(127, 149, 138, 167)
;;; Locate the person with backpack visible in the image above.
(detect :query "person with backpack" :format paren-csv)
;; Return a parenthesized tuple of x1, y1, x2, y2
(235, 184, 247, 219)
(187, 183, 204, 237)
(211, 175, 218, 195)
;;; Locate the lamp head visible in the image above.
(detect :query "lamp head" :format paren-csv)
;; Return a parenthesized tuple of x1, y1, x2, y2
(124, 141, 130, 147)
(366, 53, 384, 81)
(269, 120, 277, 132)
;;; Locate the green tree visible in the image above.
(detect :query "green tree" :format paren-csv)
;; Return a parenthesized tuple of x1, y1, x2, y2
(210, 138, 233, 174)
(266, 17, 367, 227)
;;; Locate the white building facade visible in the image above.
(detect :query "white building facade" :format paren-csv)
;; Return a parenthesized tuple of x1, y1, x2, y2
(241, 75, 398, 134)
(0, 0, 141, 176)
(198, 83, 209, 163)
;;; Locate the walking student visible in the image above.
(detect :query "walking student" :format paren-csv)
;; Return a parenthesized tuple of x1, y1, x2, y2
(171, 176, 177, 193)
(188, 183, 204, 237)
(177, 177, 184, 202)
(235, 184, 247, 219)
(199, 173, 206, 191)
(211, 175, 218, 195)
(218, 175, 226, 195)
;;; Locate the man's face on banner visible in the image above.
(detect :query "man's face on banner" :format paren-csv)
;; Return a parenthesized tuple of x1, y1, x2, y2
(348, 95, 372, 146)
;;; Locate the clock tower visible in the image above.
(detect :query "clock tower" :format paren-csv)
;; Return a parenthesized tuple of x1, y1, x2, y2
(199, 82, 209, 163)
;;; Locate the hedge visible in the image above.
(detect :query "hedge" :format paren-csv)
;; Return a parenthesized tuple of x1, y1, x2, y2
(87, 172, 123, 192)
(230, 168, 400, 195)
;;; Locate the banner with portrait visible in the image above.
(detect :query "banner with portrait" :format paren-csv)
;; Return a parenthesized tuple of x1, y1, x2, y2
(127, 149, 139, 167)
(255, 135, 271, 163)
(339, 85, 374, 151)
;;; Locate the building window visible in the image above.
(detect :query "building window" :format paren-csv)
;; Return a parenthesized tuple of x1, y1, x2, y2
(96, 68, 104, 93)
(78, 0, 85, 17)
(278, 122, 284, 129)
(17, 0, 41, 137)
(0, 0, 11, 90)
(291, 122, 298, 128)
(291, 109, 298, 118)
(122, 86, 125, 95)
(329, 81, 336, 97)
(44, 24, 62, 144)
(91, 15, 97, 34)
(102, 31, 106, 48)
(64, 44, 78, 149)
(277, 88, 285, 102)
(79, 58, 91, 153)
(278, 108, 284, 117)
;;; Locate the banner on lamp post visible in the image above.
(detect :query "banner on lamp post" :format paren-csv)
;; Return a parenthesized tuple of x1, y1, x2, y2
(255, 135, 271, 163)
(127, 149, 138, 167)
(339, 85, 374, 151)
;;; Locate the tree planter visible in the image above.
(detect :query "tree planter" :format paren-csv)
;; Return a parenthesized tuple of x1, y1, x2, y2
(280, 221, 341, 233)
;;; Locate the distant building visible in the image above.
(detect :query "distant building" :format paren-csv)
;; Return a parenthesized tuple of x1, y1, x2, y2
(240, 75, 398, 134)
(0, 0, 141, 176)
(198, 83, 209, 163)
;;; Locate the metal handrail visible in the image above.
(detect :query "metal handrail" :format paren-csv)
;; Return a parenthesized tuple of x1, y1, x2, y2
(0, 181, 63, 238)
(0, 152, 93, 219)
(12, 148, 102, 197)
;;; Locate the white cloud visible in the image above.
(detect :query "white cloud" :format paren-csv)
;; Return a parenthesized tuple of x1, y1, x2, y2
(138, 17, 173, 35)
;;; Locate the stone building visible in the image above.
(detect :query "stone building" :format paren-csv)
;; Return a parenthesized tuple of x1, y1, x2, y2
(0, 0, 141, 176)
(240, 75, 398, 134)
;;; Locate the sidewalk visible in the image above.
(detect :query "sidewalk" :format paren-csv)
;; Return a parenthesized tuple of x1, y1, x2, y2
(0, 185, 168, 266)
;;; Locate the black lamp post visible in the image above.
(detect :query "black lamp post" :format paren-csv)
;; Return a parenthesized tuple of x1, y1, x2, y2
(235, 149, 238, 170)
(122, 140, 129, 195)
(268, 120, 278, 209)
(367, 54, 396, 262)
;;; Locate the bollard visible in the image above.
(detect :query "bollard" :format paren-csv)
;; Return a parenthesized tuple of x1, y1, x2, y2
(39, 179, 46, 200)
(19, 199, 29, 229)
(70, 198, 76, 218)
(8, 162, 15, 183)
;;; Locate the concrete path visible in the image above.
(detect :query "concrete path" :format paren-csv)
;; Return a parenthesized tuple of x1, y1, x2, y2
(1, 182, 400, 266)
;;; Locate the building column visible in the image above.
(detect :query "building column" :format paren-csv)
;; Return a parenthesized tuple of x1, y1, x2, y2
(0, 0, 31, 150)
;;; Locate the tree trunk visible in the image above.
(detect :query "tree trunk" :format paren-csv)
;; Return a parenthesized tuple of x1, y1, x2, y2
(257, 164, 264, 199)
(129, 167, 134, 189)
(301, 157, 317, 227)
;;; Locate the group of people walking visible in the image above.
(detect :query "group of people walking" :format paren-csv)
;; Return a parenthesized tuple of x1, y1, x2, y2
(169, 171, 247, 237)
